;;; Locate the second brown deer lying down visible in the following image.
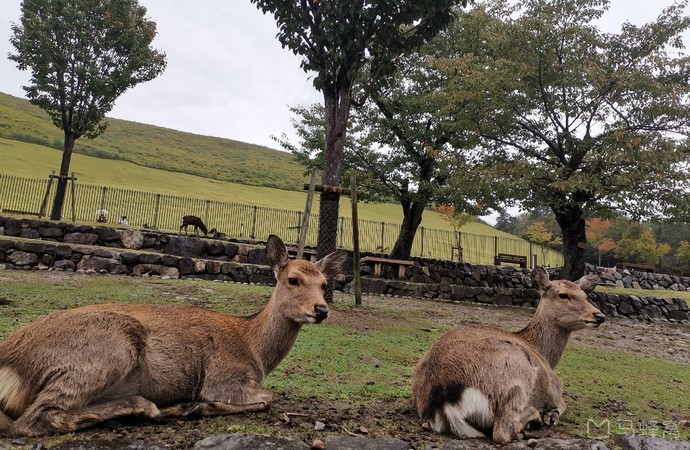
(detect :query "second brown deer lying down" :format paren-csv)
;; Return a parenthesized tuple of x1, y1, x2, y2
(412, 267, 605, 444)
(0, 235, 348, 437)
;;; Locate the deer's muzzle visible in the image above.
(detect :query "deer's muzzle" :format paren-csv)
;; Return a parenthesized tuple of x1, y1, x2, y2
(314, 305, 329, 323)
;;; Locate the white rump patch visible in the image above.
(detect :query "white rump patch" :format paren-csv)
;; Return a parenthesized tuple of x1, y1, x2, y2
(441, 387, 493, 438)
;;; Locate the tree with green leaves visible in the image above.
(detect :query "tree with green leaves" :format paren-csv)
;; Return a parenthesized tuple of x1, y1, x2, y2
(9, 0, 166, 220)
(250, 0, 471, 265)
(439, 0, 690, 279)
(676, 240, 690, 270)
(527, 220, 560, 266)
(277, 53, 489, 259)
(615, 222, 670, 265)
(436, 204, 476, 261)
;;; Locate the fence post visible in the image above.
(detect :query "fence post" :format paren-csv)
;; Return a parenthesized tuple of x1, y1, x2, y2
(205, 199, 211, 223)
(350, 175, 362, 306)
(420, 226, 425, 258)
(339, 216, 345, 248)
(380, 222, 385, 253)
(494, 235, 498, 261)
(152, 194, 161, 229)
(70, 172, 76, 222)
(250, 205, 257, 239)
(296, 211, 302, 244)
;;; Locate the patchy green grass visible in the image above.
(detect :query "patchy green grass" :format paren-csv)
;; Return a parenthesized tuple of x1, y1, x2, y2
(559, 346, 689, 440)
(0, 269, 687, 447)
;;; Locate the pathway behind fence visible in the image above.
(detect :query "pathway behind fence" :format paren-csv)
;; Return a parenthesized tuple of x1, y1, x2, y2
(0, 173, 564, 267)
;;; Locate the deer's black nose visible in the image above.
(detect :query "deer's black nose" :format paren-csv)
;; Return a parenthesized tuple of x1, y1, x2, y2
(594, 312, 606, 324)
(314, 305, 329, 322)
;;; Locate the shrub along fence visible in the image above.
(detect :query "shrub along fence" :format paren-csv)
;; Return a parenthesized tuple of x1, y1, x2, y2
(0, 173, 563, 266)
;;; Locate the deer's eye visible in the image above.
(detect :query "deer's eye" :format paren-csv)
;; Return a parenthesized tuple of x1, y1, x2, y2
(288, 278, 299, 286)
(558, 293, 569, 300)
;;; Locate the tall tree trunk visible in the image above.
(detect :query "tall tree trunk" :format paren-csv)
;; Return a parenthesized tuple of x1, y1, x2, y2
(552, 201, 586, 281)
(50, 132, 76, 220)
(317, 86, 350, 301)
(390, 199, 426, 260)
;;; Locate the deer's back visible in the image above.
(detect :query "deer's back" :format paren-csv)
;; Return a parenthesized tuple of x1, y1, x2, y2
(0, 304, 258, 407)
(413, 326, 548, 415)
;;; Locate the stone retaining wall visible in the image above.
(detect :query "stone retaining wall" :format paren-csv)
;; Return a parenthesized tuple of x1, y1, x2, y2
(1, 216, 688, 323)
(360, 276, 690, 323)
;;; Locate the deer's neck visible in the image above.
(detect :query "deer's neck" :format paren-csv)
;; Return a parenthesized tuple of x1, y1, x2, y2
(247, 298, 302, 377)
(517, 319, 570, 369)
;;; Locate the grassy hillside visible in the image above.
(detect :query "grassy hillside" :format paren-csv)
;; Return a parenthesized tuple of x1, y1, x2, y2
(0, 91, 563, 263)
(0, 137, 501, 233)
(0, 92, 307, 190)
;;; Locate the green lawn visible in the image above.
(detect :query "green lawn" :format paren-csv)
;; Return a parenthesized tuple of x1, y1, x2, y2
(0, 270, 687, 448)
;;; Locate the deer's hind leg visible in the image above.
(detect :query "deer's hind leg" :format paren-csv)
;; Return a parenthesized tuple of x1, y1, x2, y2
(158, 379, 272, 418)
(10, 395, 160, 437)
(491, 384, 532, 444)
(9, 313, 153, 437)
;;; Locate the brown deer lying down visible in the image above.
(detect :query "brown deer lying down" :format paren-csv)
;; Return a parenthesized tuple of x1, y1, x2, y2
(180, 215, 208, 235)
(0, 235, 348, 437)
(412, 267, 604, 444)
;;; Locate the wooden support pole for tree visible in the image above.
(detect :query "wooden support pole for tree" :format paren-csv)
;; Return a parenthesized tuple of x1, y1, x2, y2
(298, 169, 318, 259)
(303, 184, 351, 196)
(38, 171, 56, 218)
(350, 174, 362, 306)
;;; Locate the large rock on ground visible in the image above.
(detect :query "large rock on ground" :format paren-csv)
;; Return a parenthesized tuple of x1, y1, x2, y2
(194, 434, 309, 450)
(50, 439, 168, 450)
(617, 434, 690, 450)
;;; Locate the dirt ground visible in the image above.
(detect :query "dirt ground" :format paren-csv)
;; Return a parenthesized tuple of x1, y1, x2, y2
(1, 282, 688, 449)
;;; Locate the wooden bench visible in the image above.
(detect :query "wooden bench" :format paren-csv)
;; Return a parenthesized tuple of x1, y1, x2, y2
(360, 256, 413, 279)
(286, 246, 318, 263)
(494, 253, 527, 268)
(615, 262, 656, 273)
(2, 208, 40, 217)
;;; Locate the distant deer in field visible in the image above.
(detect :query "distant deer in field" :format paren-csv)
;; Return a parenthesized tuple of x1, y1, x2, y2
(412, 267, 604, 444)
(0, 235, 348, 437)
(180, 215, 208, 235)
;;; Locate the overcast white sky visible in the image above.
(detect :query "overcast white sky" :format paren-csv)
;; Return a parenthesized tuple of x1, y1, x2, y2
(0, 0, 686, 151)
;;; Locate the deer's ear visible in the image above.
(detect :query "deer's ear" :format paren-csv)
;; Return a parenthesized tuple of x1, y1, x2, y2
(317, 250, 348, 280)
(576, 274, 599, 293)
(267, 235, 288, 271)
(532, 266, 551, 291)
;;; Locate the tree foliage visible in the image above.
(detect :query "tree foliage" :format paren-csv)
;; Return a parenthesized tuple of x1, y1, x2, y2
(586, 218, 616, 265)
(615, 222, 671, 265)
(276, 47, 489, 259)
(437, 0, 690, 279)
(9, 0, 166, 219)
(677, 240, 690, 269)
(251, 0, 471, 262)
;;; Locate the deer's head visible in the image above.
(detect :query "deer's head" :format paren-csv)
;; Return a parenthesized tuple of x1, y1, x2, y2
(267, 235, 348, 324)
(532, 266, 605, 332)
